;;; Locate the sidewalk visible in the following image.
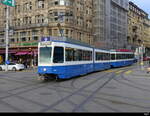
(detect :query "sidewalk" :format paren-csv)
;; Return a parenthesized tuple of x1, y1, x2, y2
(24, 66, 38, 72)
(125, 62, 150, 79)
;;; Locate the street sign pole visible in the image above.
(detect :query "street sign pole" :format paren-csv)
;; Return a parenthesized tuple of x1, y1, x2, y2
(1, 0, 15, 71)
(5, 5, 9, 71)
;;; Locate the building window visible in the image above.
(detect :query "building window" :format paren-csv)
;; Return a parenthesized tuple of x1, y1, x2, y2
(37, 0, 45, 9)
(21, 38, 26, 42)
(10, 38, 15, 43)
(60, 0, 65, 5)
(33, 36, 39, 41)
(54, 0, 59, 5)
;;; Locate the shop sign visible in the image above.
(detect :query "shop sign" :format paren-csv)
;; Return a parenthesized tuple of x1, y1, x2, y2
(16, 42, 38, 47)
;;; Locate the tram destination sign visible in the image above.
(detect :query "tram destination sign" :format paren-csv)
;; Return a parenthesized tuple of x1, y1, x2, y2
(41, 37, 51, 42)
(41, 36, 63, 42)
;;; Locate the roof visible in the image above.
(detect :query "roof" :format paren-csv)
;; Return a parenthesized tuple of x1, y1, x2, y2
(40, 36, 93, 48)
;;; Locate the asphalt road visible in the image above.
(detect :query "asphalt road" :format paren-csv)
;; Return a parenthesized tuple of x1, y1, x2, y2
(0, 64, 150, 112)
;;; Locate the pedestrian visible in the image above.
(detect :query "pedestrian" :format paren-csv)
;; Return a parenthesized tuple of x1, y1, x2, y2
(23, 60, 27, 69)
(147, 59, 150, 73)
(148, 59, 150, 67)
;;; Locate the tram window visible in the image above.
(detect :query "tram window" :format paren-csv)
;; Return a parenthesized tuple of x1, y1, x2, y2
(127, 54, 130, 59)
(105, 53, 110, 60)
(111, 54, 115, 60)
(116, 54, 119, 59)
(124, 54, 127, 59)
(78, 50, 83, 61)
(74, 49, 80, 61)
(53, 47, 64, 63)
(40, 47, 52, 63)
(65, 47, 74, 61)
(89, 51, 92, 60)
(122, 54, 124, 59)
(82, 51, 86, 61)
(96, 52, 109, 61)
(66, 48, 92, 61)
(84, 51, 92, 61)
(96, 52, 101, 60)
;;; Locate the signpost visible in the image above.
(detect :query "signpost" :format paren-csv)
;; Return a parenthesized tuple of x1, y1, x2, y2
(1, 0, 15, 71)
(1, 0, 15, 7)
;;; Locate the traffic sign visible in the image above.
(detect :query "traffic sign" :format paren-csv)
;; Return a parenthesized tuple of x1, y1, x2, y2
(5, 60, 10, 65)
(1, 0, 15, 7)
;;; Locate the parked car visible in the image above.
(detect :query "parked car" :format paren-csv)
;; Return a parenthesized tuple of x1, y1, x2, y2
(143, 57, 150, 61)
(0, 62, 25, 71)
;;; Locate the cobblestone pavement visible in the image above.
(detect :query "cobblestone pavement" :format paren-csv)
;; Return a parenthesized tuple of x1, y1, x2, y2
(0, 63, 150, 112)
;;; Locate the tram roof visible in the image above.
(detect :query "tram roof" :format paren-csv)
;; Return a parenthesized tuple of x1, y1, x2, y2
(41, 36, 93, 48)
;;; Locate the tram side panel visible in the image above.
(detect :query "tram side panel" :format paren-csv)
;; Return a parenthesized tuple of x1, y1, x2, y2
(110, 52, 135, 68)
(94, 49, 111, 71)
(64, 45, 94, 79)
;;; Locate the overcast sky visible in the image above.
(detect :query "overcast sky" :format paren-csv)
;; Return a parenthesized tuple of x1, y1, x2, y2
(130, 0, 150, 18)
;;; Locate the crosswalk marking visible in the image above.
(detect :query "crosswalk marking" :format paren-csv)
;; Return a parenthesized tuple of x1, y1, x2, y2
(116, 70, 124, 74)
(104, 70, 115, 73)
(125, 70, 133, 75)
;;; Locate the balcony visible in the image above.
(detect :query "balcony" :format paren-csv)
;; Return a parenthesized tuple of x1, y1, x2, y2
(12, 23, 49, 30)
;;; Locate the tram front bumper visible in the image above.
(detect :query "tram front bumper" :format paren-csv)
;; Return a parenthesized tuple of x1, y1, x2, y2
(38, 66, 53, 74)
(38, 66, 64, 75)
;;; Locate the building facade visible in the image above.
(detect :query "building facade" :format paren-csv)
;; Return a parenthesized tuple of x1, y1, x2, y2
(0, 0, 93, 66)
(93, 0, 129, 50)
(128, 1, 150, 55)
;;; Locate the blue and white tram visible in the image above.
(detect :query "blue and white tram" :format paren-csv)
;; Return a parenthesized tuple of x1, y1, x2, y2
(38, 37, 94, 79)
(38, 37, 135, 80)
(110, 51, 135, 68)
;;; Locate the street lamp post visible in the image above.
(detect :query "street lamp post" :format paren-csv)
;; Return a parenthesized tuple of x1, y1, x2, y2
(140, 42, 145, 70)
(57, 13, 73, 38)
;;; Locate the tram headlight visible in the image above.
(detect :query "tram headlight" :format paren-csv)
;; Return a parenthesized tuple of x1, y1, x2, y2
(43, 68, 47, 72)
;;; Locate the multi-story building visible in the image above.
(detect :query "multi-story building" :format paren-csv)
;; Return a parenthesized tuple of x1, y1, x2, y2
(0, 0, 93, 66)
(128, 1, 150, 55)
(93, 0, 106, 48)
(93, 0, 129, 50)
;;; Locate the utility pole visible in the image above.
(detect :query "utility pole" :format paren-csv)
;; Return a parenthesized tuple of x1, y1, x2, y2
(5, 5, 9, 71)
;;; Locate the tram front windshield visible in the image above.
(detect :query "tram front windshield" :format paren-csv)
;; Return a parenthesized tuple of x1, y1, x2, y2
(40, 47, 52, 64)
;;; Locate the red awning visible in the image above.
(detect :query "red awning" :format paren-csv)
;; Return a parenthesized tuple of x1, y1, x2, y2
(116, 49, 133, 52)
(15, 51, 29, 55)
(0, 50, 16, 54)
